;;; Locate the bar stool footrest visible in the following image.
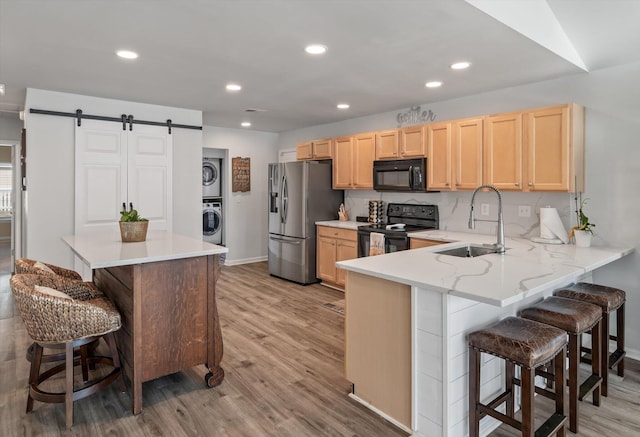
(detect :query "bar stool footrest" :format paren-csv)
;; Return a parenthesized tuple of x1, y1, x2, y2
(609, 349, 625, 369)
(578, 374, 603, 401)
(535, 413, 567, 437)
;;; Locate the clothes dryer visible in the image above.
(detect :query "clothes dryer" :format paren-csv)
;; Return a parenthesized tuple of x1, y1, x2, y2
(202, 158, 221, 197)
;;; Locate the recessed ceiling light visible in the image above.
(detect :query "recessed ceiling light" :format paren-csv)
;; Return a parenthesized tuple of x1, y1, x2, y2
(0, 84, 4, 95)
(425, 81, 443, 88)
(337, 103, 350, 109)
(241, 122, 251, 127)
(305, 44, 328, 55)
(451, 61, 471, 70)
(226, 83, 242, 91)
(116, 50, 138, 59)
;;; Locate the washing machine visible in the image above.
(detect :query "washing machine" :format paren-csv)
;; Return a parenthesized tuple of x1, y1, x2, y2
(203, 199, 222, 244)
(202, 157, 221, 197)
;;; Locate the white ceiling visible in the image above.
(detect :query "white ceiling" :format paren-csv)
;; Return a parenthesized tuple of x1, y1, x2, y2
(0, 0, 638, 132)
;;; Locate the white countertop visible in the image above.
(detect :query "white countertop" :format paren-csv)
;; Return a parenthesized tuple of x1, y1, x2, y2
(337, 230, 634, 307)
(316, 220, 361, 230)
(62, 231, 228, 269)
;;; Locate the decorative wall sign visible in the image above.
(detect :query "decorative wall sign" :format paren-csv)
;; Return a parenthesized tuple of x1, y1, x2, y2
(396, 105, 437, 127)
(232, 157, 251, 192)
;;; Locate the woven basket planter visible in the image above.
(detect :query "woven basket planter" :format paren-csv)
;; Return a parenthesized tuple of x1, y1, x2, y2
(119, 221, 149, 242)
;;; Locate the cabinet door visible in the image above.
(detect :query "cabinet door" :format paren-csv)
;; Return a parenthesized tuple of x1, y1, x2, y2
(312, 139, 333, 159)
(128, 125, 173, 231)
(400, 125, 425, 157)
(353, 133, 375, 189)
(409, 238, 443, 249)
(317, 236, 337, 282)
(454, 117, 483, 190)
(375, 129, 399, 160)
(296, 141, 313, 160)
(484, 112, 523, 190)
(427, 122, 452, 190)
(336, 239, 357, 286)
(333, 136, 353, 189)
(525, 105, 569, 191)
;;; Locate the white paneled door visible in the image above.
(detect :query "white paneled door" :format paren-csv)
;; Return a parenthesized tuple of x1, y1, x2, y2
(75, 119, 173, 236)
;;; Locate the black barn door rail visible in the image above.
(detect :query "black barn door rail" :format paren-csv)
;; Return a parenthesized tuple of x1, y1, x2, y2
(29, 108, 202, 134)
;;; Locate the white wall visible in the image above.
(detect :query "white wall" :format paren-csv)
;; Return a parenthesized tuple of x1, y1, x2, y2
(23, 88, 203, 269)
(278, 61, 640, 356)
(202, 126, 279, 264)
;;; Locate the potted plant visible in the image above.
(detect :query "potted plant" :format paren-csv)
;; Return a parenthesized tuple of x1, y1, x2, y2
(568, 198, 595, 247)
(119, 207, 149, 242)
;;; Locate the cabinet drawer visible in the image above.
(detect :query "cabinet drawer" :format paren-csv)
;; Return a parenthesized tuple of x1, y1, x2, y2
(409, 238, 444, 249)
(318, 226, 357, 241)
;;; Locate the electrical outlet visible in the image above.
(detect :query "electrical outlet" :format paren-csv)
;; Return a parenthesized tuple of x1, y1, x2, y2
(518, 205, 531, 218)
(481, 203, 490, 216)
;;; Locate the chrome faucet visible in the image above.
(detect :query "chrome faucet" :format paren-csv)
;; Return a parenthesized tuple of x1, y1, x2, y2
(468, 184, 505, 254)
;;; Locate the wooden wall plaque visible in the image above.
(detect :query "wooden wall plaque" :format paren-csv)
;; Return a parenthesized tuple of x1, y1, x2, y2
(232, 157, 250, 192)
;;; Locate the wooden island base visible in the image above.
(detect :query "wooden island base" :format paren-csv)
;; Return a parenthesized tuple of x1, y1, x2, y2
(94, 253, 224, 414)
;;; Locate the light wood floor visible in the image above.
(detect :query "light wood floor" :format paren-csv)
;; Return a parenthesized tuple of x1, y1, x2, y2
(1, 256, 639, 436)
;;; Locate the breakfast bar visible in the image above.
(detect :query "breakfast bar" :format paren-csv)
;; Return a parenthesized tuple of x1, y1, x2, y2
(337, 231, 633, 436)
(62, 231, 229, 415)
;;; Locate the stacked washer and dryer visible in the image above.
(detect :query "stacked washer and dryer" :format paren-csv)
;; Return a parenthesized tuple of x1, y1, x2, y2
(202, 157, 223, 245)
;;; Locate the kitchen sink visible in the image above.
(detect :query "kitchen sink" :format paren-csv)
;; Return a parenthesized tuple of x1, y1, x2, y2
(433, 244, 505, 258)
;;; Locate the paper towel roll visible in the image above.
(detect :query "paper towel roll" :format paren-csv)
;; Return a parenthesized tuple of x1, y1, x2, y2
(539, 207, 568, 244)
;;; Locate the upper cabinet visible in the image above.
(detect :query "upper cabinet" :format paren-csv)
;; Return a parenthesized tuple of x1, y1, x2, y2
(428, 118, 483, 191)
(453, 117, 484, 190)
(296, 138, 333, 160)
(375, 126, 425, 160)
(427, 121, 452, 190)
(525, 104, 584, 192)
(483, 111, 524, 191)
(333, 133, 375, 189)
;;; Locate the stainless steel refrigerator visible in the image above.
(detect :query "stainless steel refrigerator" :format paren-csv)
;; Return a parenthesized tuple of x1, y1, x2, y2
(268, 160, 343, 284)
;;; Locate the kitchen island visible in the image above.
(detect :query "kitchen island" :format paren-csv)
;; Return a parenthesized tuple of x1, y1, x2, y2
(337, 231, 633, 436)
(62, 231, 229, 414)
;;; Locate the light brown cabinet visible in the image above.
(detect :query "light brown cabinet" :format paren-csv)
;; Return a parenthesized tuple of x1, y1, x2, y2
(375, 126, 425, 160)
(524, 104, 584, 192)
(453, 117, 484, 190)
(296, 138, 332, 160)
(333, 133, 375, 189)
(483, 111, 524, 191)
(317, 226, 358, 289)
(427, 121, 453, 190)
(409, 238, 445, 249)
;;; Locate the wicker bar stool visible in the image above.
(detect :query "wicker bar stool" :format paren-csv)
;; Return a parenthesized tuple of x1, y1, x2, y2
(468, 317, 568, 437)
(555, 282, 626, 397)
(10, 274, 126, 429)
(14, 258, 102, 378)
(520, 296, 602, 433)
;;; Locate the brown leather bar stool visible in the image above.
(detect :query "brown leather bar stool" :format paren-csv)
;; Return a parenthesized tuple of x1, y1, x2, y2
(520, 296, 602, 434)
(555, 282, 626, 397)
(468, 316, 567, 437)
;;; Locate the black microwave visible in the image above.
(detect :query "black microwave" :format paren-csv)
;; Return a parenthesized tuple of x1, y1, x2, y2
(373, 158, 427, 192)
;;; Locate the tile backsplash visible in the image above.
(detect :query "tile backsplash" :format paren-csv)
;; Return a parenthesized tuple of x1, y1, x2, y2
(344, 190, 577, 240)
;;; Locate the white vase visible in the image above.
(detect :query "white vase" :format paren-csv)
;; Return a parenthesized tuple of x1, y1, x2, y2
(574, 230, 592, 247)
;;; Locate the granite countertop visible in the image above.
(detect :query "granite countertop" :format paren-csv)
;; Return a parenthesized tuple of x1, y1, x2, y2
(337, 229, 634, 307)
(62, 230, 228, 269)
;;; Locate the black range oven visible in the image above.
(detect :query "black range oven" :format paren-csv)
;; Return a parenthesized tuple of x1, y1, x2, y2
(357, 203, 439, 257)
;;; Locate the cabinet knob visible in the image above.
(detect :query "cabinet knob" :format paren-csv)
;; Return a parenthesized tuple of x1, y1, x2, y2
(445, 183, 449, 186)
(514, 182, 520, 187)
(455, 182, 460, 186)
(528, 182, 534, 187)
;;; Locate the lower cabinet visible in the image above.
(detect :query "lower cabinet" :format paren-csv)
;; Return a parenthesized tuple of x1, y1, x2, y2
(317, 226, 357, 289)
(409, 238, 445, 249)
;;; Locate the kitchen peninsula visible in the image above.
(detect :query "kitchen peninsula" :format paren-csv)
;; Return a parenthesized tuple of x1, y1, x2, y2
(62, 231, 229, 415)
(336, 231, 633, 436)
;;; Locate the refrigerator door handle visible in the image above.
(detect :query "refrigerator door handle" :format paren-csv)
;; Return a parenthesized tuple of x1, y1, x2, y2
(282, 174, 289, 224)
(269, 235, 301, 245)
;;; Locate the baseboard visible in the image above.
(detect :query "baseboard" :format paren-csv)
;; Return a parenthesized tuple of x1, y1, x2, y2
(224, 255, 267, 266)
(348, 393, 413, 435)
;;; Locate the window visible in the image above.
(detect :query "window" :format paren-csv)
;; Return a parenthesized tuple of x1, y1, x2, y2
(0, 164, 12, 213)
